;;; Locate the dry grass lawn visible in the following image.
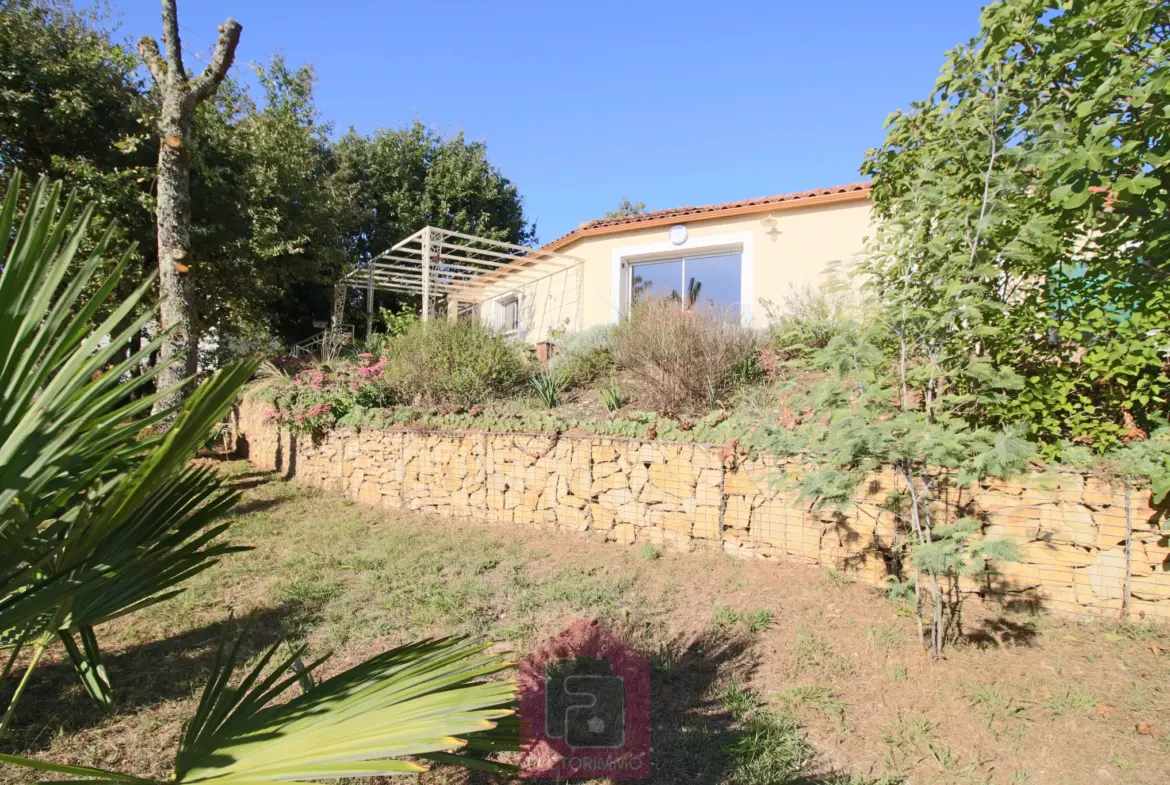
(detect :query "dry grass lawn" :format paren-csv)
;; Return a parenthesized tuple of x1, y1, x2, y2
(2, 461, 1168, 784)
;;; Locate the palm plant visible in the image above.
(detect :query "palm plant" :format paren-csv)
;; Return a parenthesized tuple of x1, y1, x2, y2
(1, 628, 517, 783)
(0, 174, 518, 777)
(0, 173, 259, 730)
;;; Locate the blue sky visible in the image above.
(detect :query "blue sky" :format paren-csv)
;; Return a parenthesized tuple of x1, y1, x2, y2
(109, 1, 988, 244)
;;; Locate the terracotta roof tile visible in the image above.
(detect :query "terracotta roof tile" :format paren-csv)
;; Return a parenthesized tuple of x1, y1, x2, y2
(544, 181, 871, 250)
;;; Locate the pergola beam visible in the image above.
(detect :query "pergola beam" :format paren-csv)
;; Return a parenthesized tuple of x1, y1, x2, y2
(337, 225, 584, 322)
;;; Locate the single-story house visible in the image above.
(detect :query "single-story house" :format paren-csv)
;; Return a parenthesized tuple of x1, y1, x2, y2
(467, 181, 873, 340)
(338, 181, 873, 342)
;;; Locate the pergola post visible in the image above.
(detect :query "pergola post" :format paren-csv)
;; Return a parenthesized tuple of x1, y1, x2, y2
(420, 229, 434, 321)
(331, 283, 345, 330)
(366, 259, 375, 338)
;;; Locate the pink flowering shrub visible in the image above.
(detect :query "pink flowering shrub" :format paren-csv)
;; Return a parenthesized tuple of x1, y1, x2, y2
(264, 353, 393, 434)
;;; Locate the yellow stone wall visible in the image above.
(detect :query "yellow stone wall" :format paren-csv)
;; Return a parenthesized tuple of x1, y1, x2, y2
(235, 397, 1170, 621)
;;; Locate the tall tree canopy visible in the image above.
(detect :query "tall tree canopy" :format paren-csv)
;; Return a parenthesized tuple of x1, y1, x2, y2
(333, 122, 534, 268)
(861, 0, 1169, 452)
(0, 0, 533, 357)
(0, 0, 154, 282)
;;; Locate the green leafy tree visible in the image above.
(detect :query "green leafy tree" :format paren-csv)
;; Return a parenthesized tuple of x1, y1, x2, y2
(0, 2, 535, 358)
(334, 122, 534, 261)
(605, 196, 647, 218)
(0, 0, 156, 356)
(332, 122, 534, 323)
(861, 0, 1170, 453)
(758, 330, 1034, 656)
(189, 57, 350, 355)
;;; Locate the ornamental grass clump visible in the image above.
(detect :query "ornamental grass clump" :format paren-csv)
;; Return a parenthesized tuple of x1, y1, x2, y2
(614, 298, 757, 413)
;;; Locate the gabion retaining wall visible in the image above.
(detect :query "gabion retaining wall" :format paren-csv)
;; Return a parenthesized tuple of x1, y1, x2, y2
(234, 397, 1170, 621)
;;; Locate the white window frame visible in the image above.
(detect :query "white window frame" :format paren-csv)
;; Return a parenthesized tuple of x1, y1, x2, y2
(495, 292, 521, 335)
(609, 231, 755, 326)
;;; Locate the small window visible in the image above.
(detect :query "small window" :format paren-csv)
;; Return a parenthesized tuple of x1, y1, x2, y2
(500, 295, 520, 332)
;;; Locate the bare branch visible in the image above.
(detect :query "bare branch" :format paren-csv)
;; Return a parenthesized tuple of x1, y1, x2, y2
(160, 0, 185, 84)
(189, 18, 243, 105)
(138, 36, 167, 84)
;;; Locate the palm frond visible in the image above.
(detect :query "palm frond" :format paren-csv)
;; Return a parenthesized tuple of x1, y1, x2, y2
(0, 174, 258, 724)
(172, 632, 517, 783)
(0, 630, 518, 784)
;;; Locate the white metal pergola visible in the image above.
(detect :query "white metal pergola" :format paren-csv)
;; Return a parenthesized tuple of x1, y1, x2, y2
(335, 226, 585, 336)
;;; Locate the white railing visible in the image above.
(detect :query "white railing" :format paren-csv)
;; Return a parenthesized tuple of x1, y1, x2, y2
(291, 324, 355, 359)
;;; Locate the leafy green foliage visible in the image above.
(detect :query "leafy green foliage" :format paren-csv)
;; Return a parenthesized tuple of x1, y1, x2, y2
(0, 174, 259, 730)
(1, 628, 517, 782)
(550, 325, 615, 389)
(760, 281, 867, 368)
(381, 320, 529, 406)
(332, 122, 535, 328)
(1061, 427, 1170, 504)
(0, 175, 518, 779)
(331, 401, 751, 444)
(261, 356, 391, 434)
(756, 330, 1033, 655)
(530, 369, 568, 409)
(861, 0, 1170, 452)
(599, 382, 624, 412)
(0, 3, 534, 354)
(190, 56, 352, 357)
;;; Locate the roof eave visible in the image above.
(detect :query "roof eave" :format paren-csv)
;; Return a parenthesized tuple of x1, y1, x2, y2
(544, 186, 871, 252)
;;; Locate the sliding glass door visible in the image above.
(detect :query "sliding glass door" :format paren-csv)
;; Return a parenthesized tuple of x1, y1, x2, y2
(627, 252, 741, 318)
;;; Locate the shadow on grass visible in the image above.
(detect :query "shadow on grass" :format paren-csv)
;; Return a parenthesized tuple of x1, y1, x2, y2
(230, 496, 284, 517)
(0, 600, 319, 758)
(964, 615, 1040, 649)
(462, 626, 870, 785)
(226, 471, 280, 492)
(647, 627, 758, 783)
(6, 618, 881, 784)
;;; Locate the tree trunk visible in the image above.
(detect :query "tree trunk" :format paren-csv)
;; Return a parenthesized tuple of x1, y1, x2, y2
(154, 86, 198, 400)
(140, 0, 241, 414)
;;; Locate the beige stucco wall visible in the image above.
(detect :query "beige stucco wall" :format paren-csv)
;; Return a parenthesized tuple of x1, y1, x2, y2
(467, 199, 873, 339)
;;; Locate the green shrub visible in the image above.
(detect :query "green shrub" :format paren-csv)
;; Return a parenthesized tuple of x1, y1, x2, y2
(383, 320, 529, 406)
(551, 325, 615, 388)
(760, 284, 863, 368)
(613, 298, 756, 412)
(261, 357, 392, 434)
